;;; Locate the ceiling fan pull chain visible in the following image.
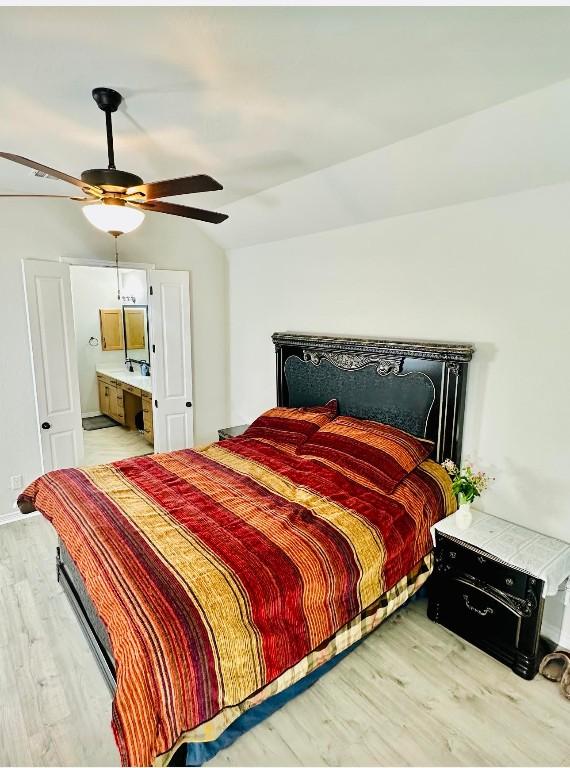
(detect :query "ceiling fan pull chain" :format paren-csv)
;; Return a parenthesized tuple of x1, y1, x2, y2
(114, 236, 121, 300)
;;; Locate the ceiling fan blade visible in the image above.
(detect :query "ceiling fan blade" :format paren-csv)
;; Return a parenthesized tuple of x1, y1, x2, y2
(0, 153, 101, 196)
(126, 174, 223, 201)
(129, 200, 228, 224)
(0, 193, 90, 200)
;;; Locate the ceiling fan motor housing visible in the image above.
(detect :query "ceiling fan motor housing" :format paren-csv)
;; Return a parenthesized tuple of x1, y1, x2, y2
(81, 168, 143, 191)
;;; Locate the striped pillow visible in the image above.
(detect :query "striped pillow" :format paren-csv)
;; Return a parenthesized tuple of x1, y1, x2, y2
(243, 400, 338, 449)
(297, 416, 433, 494)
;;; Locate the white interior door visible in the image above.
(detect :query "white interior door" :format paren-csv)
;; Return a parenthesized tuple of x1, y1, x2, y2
(23, 259, 83, 471)
(148, 269, 194, 452)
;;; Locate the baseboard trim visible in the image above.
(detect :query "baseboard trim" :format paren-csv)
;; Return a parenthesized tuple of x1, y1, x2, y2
(543, 621, 560, 644)
(559, 630, 570, 651)
(543, 620, 570, 651)
(0, 509, 39, 526)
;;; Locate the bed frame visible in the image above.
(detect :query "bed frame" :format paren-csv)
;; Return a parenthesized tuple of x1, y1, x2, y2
(56, 332, 474, 760)
(273, 332, 473, 464)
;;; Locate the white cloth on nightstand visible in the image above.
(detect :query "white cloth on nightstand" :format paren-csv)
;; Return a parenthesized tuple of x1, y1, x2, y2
(431, 510, 570, 599)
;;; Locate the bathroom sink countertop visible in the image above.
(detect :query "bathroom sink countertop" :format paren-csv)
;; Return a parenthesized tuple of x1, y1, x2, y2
(96, 366, 152, 394)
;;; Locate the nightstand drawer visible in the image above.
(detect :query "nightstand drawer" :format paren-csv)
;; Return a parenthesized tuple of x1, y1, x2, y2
(437, 575, 520, 653)
(436, 533, 528, 598)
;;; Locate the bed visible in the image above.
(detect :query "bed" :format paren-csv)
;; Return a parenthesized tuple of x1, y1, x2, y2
(19, 332, 473, 767)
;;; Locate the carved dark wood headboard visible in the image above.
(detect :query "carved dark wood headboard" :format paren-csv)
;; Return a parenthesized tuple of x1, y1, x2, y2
(272, 332, 474, 465)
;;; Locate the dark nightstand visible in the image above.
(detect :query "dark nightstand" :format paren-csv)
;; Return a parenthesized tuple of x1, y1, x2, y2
(428, 511, 570, 680)
(218, 424, 249, 441)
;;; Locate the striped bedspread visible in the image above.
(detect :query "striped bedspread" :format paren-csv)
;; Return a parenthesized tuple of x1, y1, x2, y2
(19, 436, 455, 766)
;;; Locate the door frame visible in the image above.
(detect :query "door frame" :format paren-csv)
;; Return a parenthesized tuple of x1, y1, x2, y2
(61, 256, 155, 271)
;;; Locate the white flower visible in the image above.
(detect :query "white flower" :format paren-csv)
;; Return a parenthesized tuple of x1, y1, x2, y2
(441, 458, 458, 476)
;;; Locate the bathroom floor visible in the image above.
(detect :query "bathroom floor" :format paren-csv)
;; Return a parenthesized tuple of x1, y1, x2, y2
(82, 425, 153, 466)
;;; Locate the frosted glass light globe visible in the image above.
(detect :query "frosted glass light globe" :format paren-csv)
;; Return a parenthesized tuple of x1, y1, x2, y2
(82, 202, 144, 236)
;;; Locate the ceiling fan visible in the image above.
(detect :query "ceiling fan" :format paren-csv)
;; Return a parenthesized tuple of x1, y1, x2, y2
(0, 87, 228, 236)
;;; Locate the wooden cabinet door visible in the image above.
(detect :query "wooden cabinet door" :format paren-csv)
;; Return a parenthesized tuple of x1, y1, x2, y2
(98, 378, 110, 416)
(142, 393, 154, 444)
(115, 388, 125, 425)
(108, 382, 118, 420)
(124, 308, 146, 350)
(99, 309, 124, 351)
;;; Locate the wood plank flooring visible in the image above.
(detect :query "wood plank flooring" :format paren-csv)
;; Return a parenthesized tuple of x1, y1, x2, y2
(82, 426, 152, 466)
(1, 516, 569, 767)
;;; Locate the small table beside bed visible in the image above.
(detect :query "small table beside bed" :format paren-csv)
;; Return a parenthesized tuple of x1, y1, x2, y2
(18, 332, 473, 767)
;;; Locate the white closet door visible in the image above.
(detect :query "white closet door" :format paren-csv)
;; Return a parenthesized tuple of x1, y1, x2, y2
(23, 259, 83, 471)
(148, 269, 194, 452)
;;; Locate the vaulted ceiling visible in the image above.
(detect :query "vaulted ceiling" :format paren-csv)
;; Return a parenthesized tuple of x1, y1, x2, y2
(1, 6, 570, 241)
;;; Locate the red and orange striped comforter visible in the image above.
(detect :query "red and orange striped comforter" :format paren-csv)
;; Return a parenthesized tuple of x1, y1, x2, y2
(19, 436, 455, 766)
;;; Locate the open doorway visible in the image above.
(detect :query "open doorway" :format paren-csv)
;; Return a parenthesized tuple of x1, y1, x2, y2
(23, 259, 195, 473)
(69, 264, 153, 465)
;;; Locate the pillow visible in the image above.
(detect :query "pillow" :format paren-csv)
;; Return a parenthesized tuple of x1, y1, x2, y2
(297, 415, 433, 494)
(243, 400, 338, 449)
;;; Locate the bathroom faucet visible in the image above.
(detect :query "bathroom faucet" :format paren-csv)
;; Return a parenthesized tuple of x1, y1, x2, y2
(125, 357, 150, 376)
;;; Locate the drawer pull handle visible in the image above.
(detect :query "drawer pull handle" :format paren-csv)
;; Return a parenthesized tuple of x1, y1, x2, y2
(505, 577, 514, 587)
(449, 551, 456, 559)
(477, 555, 486, 564)
(463, 594, 493, 617)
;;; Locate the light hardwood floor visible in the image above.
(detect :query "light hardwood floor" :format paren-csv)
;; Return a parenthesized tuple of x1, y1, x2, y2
(1, 516, 569, 767)
(82, 426, 152, 466)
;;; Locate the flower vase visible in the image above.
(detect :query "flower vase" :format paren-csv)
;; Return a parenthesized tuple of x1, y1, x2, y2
(455, 496, 472, 529)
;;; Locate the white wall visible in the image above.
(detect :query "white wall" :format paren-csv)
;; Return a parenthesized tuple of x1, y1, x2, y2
(0, 201, 227, 521)
(120, 269, 147, 304)
(70, 266, 147, 416)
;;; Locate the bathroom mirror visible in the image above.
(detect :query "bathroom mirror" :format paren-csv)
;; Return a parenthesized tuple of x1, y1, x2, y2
(122, 305, 150, 369)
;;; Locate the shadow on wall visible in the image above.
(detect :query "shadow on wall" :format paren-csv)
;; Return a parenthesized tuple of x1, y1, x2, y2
(461, 339, 496, 469)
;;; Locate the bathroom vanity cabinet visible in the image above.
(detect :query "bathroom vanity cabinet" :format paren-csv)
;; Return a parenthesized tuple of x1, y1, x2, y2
(97, 370, 154, 445)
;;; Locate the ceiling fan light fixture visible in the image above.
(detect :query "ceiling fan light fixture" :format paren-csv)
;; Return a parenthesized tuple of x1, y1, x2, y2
(82, 199, 144, 236)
